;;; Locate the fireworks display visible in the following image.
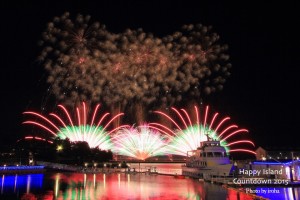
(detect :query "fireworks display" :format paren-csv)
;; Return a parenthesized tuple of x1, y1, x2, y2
(22, 102, 127, 149)
(38, 12, 110, 105)
(111, 125, 170, 160)
(22, 102, 255, 158)
(150, 105, 256, 156)
(38, 12, 231, 124)
(25, 12, 256, 159)
(163, 24, 231, 99)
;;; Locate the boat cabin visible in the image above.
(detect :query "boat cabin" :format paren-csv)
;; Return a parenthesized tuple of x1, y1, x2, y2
(186, 140, 230, 167)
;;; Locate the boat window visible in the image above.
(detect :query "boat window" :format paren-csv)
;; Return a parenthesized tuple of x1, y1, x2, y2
(207, 152, 213, 157)
(214, 152, 223, 157)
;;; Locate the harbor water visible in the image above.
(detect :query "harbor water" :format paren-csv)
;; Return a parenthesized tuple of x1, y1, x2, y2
(1, 163, 300, 199)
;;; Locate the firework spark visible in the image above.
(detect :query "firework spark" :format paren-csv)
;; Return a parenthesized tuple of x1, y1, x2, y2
(22, 102, 127, 149)
(150, 105, 255, 156)
(112, 125, 171, 160)
(38, 12, 231, 125)
(163, 24, 231, 100)
(38, 12, 110, 106)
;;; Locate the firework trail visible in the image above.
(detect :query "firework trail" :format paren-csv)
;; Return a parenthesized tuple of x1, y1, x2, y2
(150, 105, 255, 156)
(22, 102, 127, 149)
(111, 125, 171, 160)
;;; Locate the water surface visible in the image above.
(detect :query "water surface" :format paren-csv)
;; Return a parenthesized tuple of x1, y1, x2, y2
(1, 172, 299, 199)
(1, 172, 228, 199)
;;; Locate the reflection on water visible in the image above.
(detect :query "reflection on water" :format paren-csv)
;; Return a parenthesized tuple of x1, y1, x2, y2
(0, 172, 227, 199)
(48, 173, 228, 199)
(0, 173, 43, 199)
(1, 172, 300, 199)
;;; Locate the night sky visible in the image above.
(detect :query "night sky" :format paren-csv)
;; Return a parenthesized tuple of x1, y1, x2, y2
(1, 0, 299, 148)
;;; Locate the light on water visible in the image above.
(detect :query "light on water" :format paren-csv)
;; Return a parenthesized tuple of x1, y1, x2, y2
(0, 171, 299, 199)
(0, 172, 227, 199)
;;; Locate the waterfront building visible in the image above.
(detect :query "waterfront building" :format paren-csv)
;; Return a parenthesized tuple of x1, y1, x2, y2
(251, 160, 300, 182)
(256, 146, 300, 161)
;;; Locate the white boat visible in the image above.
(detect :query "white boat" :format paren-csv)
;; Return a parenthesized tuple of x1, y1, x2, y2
(182, 140, 234, 181)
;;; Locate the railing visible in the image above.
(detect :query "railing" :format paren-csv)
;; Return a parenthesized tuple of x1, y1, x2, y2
(0, 165, 44, 171)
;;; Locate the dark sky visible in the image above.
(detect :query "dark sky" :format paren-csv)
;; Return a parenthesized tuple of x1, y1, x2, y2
(0, 0, 299, 148)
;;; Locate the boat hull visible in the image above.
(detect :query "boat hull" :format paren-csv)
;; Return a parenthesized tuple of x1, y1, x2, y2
(182, 164, 233, 180)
